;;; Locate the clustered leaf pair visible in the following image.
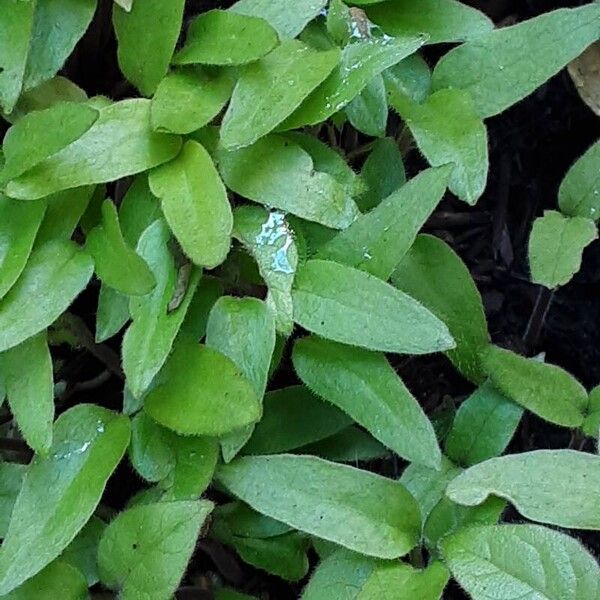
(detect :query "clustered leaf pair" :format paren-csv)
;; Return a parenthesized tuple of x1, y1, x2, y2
(0, 0, 599, 598)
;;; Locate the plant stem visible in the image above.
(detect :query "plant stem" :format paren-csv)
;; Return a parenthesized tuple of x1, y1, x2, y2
(523, 286, 554, 350)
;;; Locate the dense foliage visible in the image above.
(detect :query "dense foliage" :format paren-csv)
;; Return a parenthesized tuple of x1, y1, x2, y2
(0, 0, 599, 598)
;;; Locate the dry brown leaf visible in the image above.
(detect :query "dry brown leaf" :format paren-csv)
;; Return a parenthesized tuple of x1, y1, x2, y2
(568, 42, 600, 117)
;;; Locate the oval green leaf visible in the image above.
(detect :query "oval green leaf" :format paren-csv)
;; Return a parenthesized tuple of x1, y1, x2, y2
(98, 500, 213, 599)
(528, 210, 597, 289)
(145, 335, 261, 437)
(149, 140, 233, 269)
(317, 166, 451, 279)
(174, 10, 278, 67)
(367, 0, 492, 44)
(292, 259, 454, 355)
(86, 199, 156, 296)
(0, 196, 46, 299)
(216, 454, 421, 559)
(282, 35, 426, 129)
(441, 524, 600, 600)
(432, 4, 600, 118)
(0, 102, 98, 183)
(243, 386, 351, 456)
(6, 99, 182, 200)
(113, 0, 185, 96)
(0, 332, 54, 455)
(446, 449, 600, 530)
(481, 345, 588, 427)
(0, 240, 93, 353)
(558, 139, 600, 221)
(293, 336, 441, 468)
(392, 234, 489, 383)
(0, 404, 130, 595)
(217, 135, 359, 229)
(221, 40, 341, 149)
(122, 220, 200, 398)
(387, 88, 488, 204)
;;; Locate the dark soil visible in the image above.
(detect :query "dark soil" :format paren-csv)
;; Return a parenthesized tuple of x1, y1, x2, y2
(16, 0, 599, 597)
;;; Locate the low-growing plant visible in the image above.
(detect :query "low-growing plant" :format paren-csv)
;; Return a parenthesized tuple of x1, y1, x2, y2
(0, 0, 599, 598)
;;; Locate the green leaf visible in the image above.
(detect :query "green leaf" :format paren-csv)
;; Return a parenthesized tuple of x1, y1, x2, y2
(302, 549, 449, 600)
(35, 186, 96, 247)
(151, 68, 234, 135)
(7, 76, 87, 122)
(345, 74, 388, 138)
(2, 560, 88, 600)
(215, 526, 309, 581)
(326, 0, 352, 46)
(160, 436, 218, 501)
(317, 166, 451, 279)
(367, 0, 492, 44)
(113, 0, 185, 96)
(86, 200, 156, 295)
(284, 131, 364, 198)
(122, 220, 200, 398)
(392, 234, 489, 383)
(0, 3, 35, 114)
(149, 140, 233, 268)
(432, 4, 600, 118)
(358, 137, 405, 211)
(98, 500, 213, 600)
(0, 240, 93, 353)
(0, 102, 98, 183)
(292, 259, 454, 354)
(528, 210, 597, 289)
(243, 386, 351, 455)
(441, 524, 600, 600)
(0, 196, 46, 299)
(217, 455, 421, 559)
(293, 336, 441, 468)
(130, 411, 218, 500)
(0, 0, 96, 114)
(221, 40, 340, 149)
(558, 140, 600, 221)
(400, 457, 461, 522)
(481, 345, 588, 427)
(61, 516, 105, 586)
(230, 0, 327, 38)
(447, 449, 600, 530)
(233, 207, 298, 335)
(445, 381, 523, 466)
(382, 54, 431, 104)
(215, 502, 292, 539)
(390, 88, 488, 204)
(297, 426, 388, 463)
(0, 332, 54, 455)
(424, 495, 505, 551)
(144, 334, 261, 437)
(0, 404, 130, 595)
(5, 99, 182, 200)
(96, 177, 161, 342)
(282, 35, 427, 128)
(0, 463, 25, 538)
(217, 135, 359, 229)
(129, 412, 176, 483)
(206, 296, 276, 459)
(181, 277, 224, 340)
(583, 386, 600, 437)
(174, 10, 278, 67)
